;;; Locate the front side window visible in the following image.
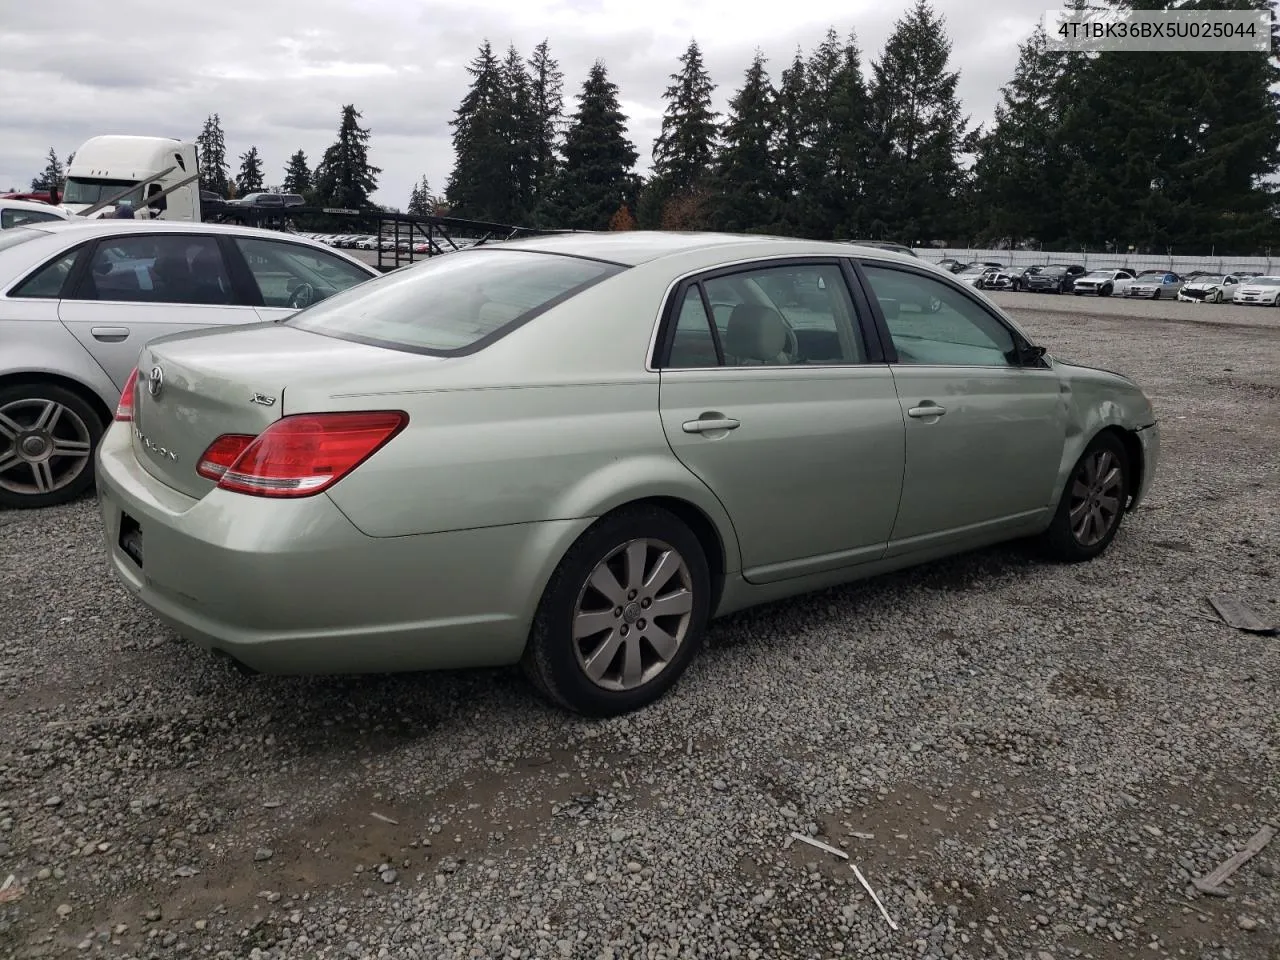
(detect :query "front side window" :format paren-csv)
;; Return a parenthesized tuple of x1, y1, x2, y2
(74, 235, 235, 305)
(695, 262, 864, 366)
(860, 264, 1016, 367)
(233, 237, 372, 309)
(286, 249, 624, 355)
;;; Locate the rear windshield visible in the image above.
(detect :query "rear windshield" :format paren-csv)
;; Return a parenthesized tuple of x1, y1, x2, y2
(286, 248, 625, 355)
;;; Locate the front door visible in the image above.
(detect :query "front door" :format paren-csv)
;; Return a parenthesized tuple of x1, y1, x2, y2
(57, 233, 257, 390)
(856, 261, 1067, 555)
(656, 259, 906, 584)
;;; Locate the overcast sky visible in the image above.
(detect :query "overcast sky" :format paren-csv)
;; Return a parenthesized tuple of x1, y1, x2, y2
(0, 0, 1044, 210)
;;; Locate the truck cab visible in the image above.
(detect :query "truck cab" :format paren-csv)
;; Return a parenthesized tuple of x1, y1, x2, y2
(61, 136, 199, 222)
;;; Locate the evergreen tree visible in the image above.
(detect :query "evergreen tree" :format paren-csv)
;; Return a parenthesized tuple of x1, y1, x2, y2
(803, 30, 872, 239)
(772, 49, 812, 234)
(195, 114, 230, 196)
(446, 41, 515, 222)
(408, 176, 438, 215)
(282, 150, 312, 195)
(969, 25, 1063, 247)
(712, 50, 778, 232)
(866, 0, 968, 244)
(547, 61, 639, 230)
(313, 104, 381, 208)
(1056, 0, 1280, 251)
(237, 146, 265, 194)
(640, 39, 719, 229)
(30, 148, 64, 192)
(652, 39, 720, 192)
(527, 40, 565, 210)
(502, 44, 539, 221)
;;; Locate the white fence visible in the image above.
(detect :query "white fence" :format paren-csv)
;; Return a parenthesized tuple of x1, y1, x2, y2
(914, 248, 1280, 275)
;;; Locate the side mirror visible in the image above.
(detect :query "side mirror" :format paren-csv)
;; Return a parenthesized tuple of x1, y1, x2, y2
(147, 183, 167, 213)
(1018, 343, 1047, 365)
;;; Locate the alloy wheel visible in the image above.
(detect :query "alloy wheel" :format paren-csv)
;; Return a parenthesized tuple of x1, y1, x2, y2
(1068, 449, 1124, 547)
(572, 538, 694, 692)
(0, 398, 93, 498)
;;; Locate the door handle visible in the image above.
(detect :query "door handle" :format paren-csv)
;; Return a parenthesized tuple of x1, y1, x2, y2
(90, 326, 130, 343)
(682, 416, 741, 434)
(907, 403, 946, 419)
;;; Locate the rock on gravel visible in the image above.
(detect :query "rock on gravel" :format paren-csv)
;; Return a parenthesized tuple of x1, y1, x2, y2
(0, 302, 1277, 960)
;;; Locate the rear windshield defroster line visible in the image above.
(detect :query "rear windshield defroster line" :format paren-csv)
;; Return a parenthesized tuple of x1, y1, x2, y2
(285, 248, 628, 357)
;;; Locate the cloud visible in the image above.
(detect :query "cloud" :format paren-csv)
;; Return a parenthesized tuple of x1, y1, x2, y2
(0, 0, 1042, 211)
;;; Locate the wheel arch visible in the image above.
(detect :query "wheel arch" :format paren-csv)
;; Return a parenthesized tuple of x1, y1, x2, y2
(0, 371, 114, 429)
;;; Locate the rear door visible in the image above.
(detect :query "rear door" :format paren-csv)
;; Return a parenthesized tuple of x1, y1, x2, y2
(57, 232, 259, 390)
(228, 235, 377, 321)
(854, 260, 1066, 556)
(656, 258, 905, 584)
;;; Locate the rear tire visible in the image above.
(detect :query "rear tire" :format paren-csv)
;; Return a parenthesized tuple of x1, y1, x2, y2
(0, 382, 104, 509)
(1040, 431, 1131, 563)
(522, 505, 711, 716)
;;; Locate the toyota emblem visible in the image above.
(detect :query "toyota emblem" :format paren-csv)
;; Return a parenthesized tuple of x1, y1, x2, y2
(147, 365, 164, 398)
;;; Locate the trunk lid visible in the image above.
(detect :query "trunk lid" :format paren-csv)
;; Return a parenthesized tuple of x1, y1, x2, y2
(131, 322, 431, 498)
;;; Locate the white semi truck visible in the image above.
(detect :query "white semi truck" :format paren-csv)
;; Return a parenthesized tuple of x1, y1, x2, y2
(61, 135, 201, 221)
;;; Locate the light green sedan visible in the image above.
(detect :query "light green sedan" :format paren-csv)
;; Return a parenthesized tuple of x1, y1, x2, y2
(95, 233, 1160, 715)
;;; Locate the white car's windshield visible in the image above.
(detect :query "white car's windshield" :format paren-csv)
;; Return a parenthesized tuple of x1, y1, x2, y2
(1247, 276, 1280, 286)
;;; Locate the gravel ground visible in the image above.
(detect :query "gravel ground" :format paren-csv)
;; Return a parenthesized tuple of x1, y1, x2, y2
(1, 302, 1277, 960)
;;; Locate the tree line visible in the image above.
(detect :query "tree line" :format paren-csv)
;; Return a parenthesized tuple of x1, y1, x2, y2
(442, 0, 1280, 252)
(17, 0, 1279, 253)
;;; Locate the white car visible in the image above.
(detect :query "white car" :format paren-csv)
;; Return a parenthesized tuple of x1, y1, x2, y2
(1177, 274, 1240, 304)
(1072, 269, 1134, 297)
(0, 219, 378, 508)
(0, 198, 71, 230)
(1231, 275, 1280, 306)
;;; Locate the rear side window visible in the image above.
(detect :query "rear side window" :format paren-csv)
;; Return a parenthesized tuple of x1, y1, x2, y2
(9, 245, 85, 299)
(286, 249, 624, 355)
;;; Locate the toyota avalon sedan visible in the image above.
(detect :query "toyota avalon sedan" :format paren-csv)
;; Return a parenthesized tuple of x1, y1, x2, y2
(95, 232, 1160, 716)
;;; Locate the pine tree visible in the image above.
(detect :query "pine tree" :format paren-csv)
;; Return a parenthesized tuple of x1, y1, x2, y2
(772, 49, 812, 234)
(527, 40, 565, 211)
(502, 44, 539, 221)
(712, 50, 778, 232)
(30, 148, 65, 192)
(547, 61, 639, 230)
(195, 114, 230, 196)
(866, 0, 968, 243)
(445, 41, 515, 222)
(1055, 0, 1280, 251)
(237, 146, 265, 194)
(282, 150, 312, 195)
(408, 176, 438, 215)
(652, 39, 720, 193)
(313, 105, 381, 208)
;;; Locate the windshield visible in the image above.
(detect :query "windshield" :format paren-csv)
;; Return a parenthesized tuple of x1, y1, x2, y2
(1247, 276, 1280, 286)
(62, 177, 145, 206)
(1040, 266, 1066, 276)
(286, 249, 625, 355)
(1137, 271, 1166, 279)
(958, 266, 985, 275)
(1082, 271, 1112, 280)
(1194, 275, 1224, 284)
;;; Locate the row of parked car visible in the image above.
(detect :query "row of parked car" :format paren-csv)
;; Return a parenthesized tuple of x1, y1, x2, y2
(936, 259, 1280, 305)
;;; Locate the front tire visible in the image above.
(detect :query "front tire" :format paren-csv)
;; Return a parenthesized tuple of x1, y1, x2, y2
(1040, 431, 1131, 563)
(522, 505, 711, 716)
(0, 383, 104, 509)
(1100, 284, 1113, 298)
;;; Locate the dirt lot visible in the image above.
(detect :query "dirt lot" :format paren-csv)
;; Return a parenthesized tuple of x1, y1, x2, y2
(1, 298, 1277, 960)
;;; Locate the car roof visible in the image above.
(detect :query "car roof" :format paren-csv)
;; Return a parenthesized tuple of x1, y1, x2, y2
(494, 230, 921, 268)
(18, 218, 348, 245)
(0, 198, 70, 217)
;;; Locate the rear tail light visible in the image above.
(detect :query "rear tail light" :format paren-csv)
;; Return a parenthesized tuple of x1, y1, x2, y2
(198, 411, 408, 498)
(196, 434, 255, 481)
(115, 368, 139, 421)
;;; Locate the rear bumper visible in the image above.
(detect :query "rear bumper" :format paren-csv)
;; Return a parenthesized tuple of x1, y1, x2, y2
(94, 423, 591, 674)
